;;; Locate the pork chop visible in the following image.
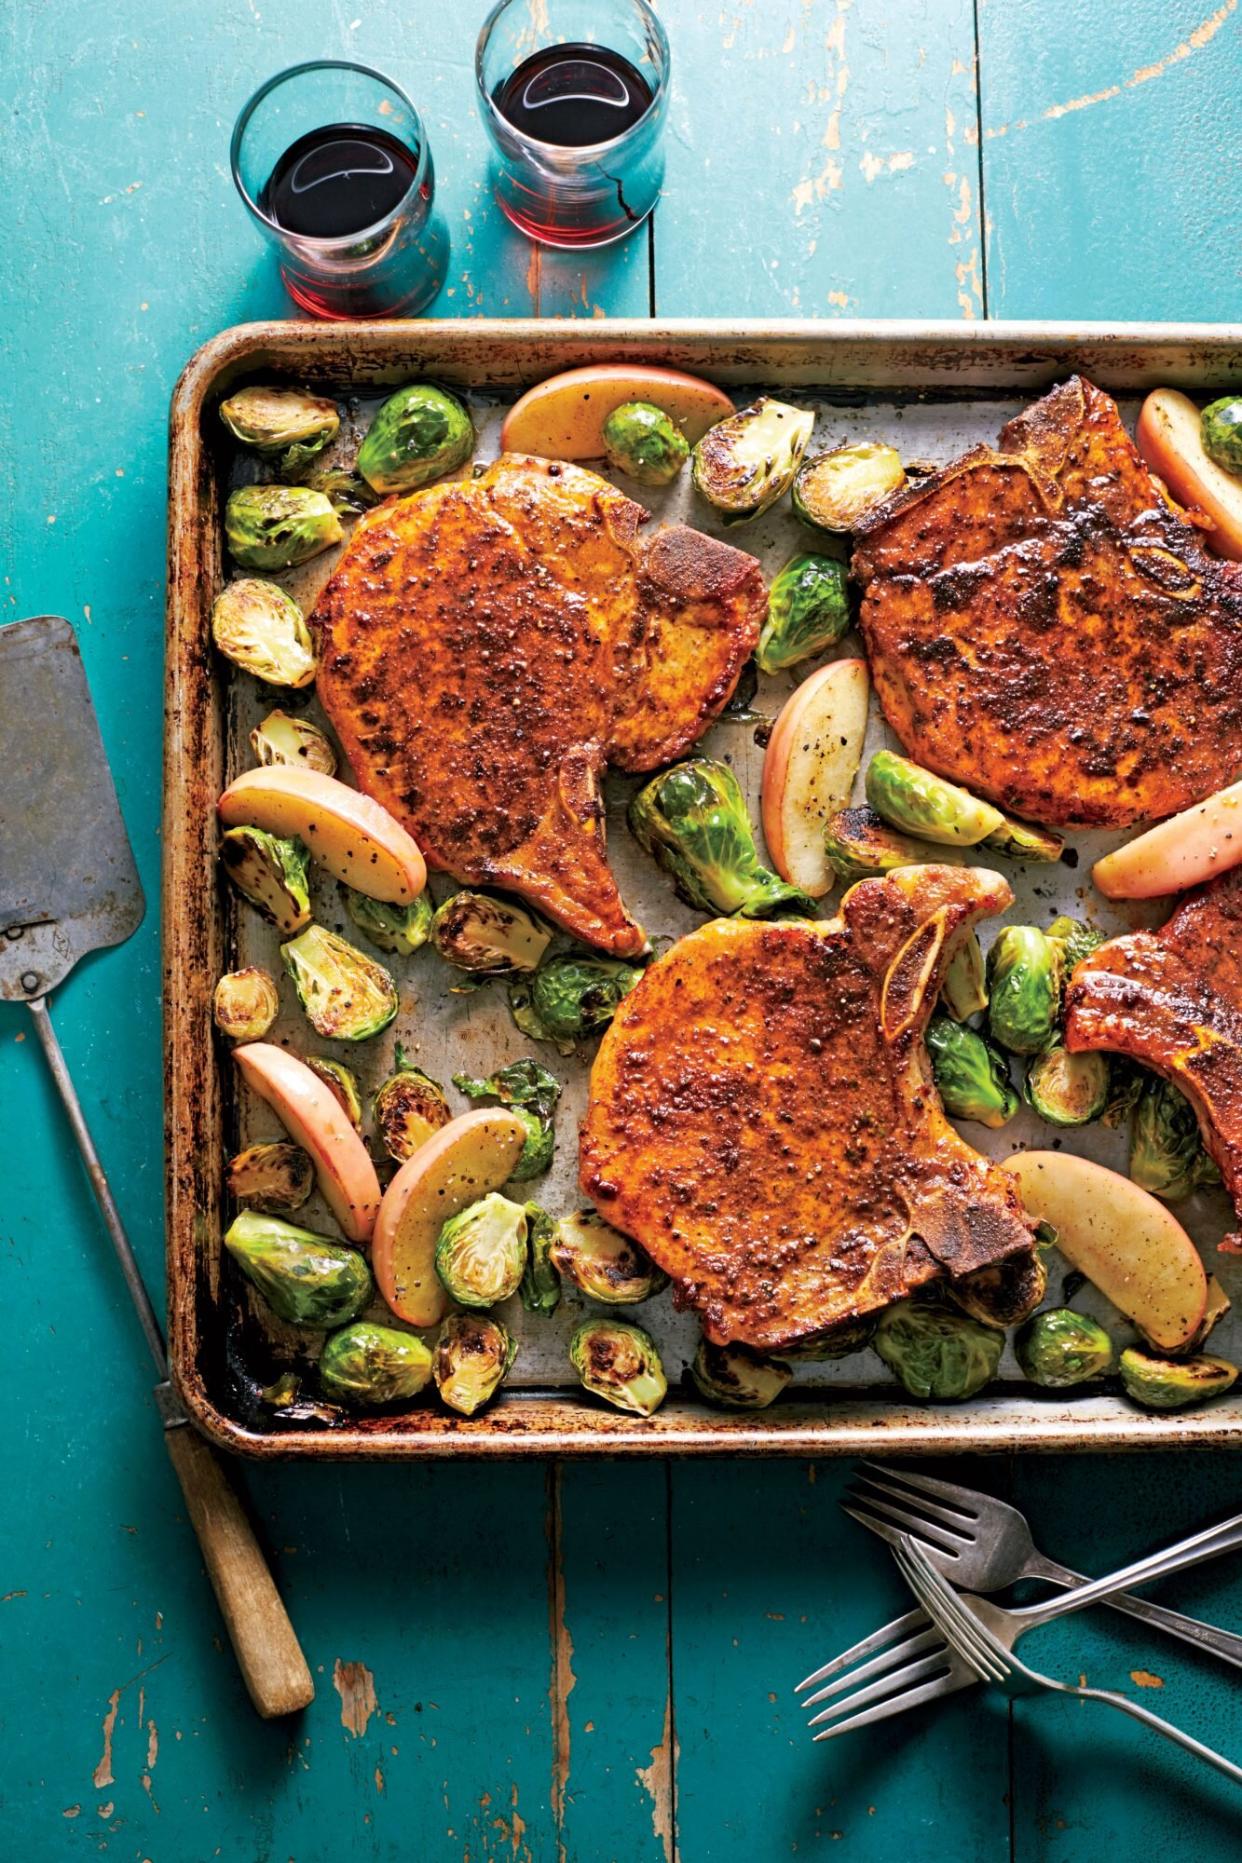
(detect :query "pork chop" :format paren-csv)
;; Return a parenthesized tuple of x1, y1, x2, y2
(852, 376, 1242, 828)
(580, 865, 1037, 1351)
(314, 455, 766, 956)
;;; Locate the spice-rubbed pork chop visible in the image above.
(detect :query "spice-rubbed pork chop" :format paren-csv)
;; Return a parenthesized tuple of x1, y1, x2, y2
(314, 455, 766, 956)
(852, 376, 1242, 828)
(580, 865, 1038, 1351)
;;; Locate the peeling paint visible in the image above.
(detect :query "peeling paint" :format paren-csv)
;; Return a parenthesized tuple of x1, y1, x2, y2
(546, 1466, 575, 1863)
(1130, 1668, 1165, 1688)
(333, 1660, 379, 1738)
(636, 1698, 679, 1863)
(93, 1689, 120, 1790)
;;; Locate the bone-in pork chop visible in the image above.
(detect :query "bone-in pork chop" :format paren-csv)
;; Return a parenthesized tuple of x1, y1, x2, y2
(580, 865, 1037, 1350)
(852, 377, 1242, 828)
(314, 455, 766, 956)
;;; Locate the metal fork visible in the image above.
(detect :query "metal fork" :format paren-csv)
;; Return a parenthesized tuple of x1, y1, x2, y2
(896, 1534, 1242, 1788)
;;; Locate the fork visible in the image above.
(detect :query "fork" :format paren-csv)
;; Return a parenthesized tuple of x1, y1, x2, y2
(896, 1534, 1242, 1787)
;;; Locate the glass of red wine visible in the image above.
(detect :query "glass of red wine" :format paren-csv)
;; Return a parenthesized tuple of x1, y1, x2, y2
(231, 60, 449, 319)
(476, 0, 669, 247)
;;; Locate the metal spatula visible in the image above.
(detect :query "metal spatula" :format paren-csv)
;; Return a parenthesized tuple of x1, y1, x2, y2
(0, 614, 313, 1719)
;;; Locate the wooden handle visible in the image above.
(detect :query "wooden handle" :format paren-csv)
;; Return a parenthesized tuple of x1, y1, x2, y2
(165, 1424, 314, 1718)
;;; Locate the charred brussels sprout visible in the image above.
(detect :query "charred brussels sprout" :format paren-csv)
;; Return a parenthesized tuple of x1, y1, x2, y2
(940, 933, 988, 1021)
(303, 463, 381, 518)
(1101, 1058, 1146, 1129)
(435, 1192, 529, 1307)
(629, 758, 816, 921)
(873, 1297, 1003, 1401)
(452, 1059, 562, 1180)
(550, 1209, 667, 1304)
(1015, 1308, 1114, 1388)
(520, 1203, 562, 1317)
(1129, 1076, 1218, 1200)
(981, 814, 1064, 863)
(866, 751, 1004, 847)
(319, 1322, 433, 1405)
(225, 484, 343, 570)
(755, 552, 851, 673)
(822, 806, 936, 883)
(947, 1249, 1048, 1329)
(511, 954, 644, 1045)
(1201, 396, 1242, 473)
(280, 925, 399, 1041)
(357, 383, 474, 494)
(211, 579, 317, 687)
(433, 1313, 517, 1416)
(791, 442, 906, 533)
(220, 826, 312, 934)
(224, 1210, 372, 1328)
(569, 1319, 667, 1416)
(212, 966, 280, 1040)
(373, 1048, 450, 1162)
(430, 891, 552, 977)
(986, 926, 1062, 1056)
(226, 1142, 314, 1214)
(602, 401, 689, 487)
(218, 385, 340, 478)
(250, 709, 337, 776)
(343, 885, 433, 957)
(925, 1016, 1018, 1129)
(1025, 1043, 1110, 1128)
(781, 1316, 876, 1361)
(1119, 1346, 1238, 1411)
(305, 1056, 364, 1129)
(690, 1338, 791, 1410)
(692, 396, 815, 524)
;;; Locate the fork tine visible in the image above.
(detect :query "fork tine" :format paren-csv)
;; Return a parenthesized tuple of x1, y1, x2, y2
(794, 1604, 926, 1694)
(800, 1622, 944, 1708)
(894, 1542, 1005, 1683)
(805, 1647, 957, 1729)
(811, 1670, 970, 1741)
(860, 1461, 981, 1518)
(853, 1469, 980, 1536)
(843, 1487, 968, 1556)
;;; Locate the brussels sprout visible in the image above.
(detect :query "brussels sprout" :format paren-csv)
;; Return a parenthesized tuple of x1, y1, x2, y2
(780, 1315, 877, 1361)
(212, 966, 280, 1040)
(755, 553, 851, 674)
(210, 579, 317, 687)
(435, 1191, 529, 1308)
(792, 442, 906, 533)
(981, 814, 1064, 863)
(219, 385, 340, 479)
(319, 1321, 433, 1406)
(1047, 914, 1106, 977)
(569, 1319, 667, 1416)
(692, 397, 815, 524)
(433, 1313, 517, 1416)
(452, 1059, 562, 1181)
(873, 1297, 1004, 1401)
(280, 924, 399, 1041)
(925, 1015, 1018, 1129)
(373, 1048, 450, 1162)
(822, 806, 936, 883)
(940, 933, 988, 1021)
(1119, 1346, 1238, 1411)
(629, 758, 816, 921)
(305, 1055, 364, 1130)
(1015, 1308, 1115, 1388)
(259, 1372, 341, 1424)
(946, 1248, 1048, 1329)
(343, 886, 433, 957)
(510, 954, 645, 1046)
(602, 400, 690, 487)
(1130, 1076, 1219, 1201)
(866, 751, 1004, 847)
(986, 926, 1062, 1056)
(520, 1202, 562, 1317)
(250, 709, 338, 777)
(1024, 1043, 1110, 1128)
(430, 891, 553, 977)
(303, 463, 381, 518)
(225, 484, 344, 570)
(1200, 396, 1242, 474)
(357, 383, 475, 494)
(1101, 1057, 1146, 1129)
(549, 1209, 667, 1305)
(226, 1141, 314, 1213)
(690, 1338, 791, 1409)
(220, 825, 312, 934)
(223, 1210, 372, 1329)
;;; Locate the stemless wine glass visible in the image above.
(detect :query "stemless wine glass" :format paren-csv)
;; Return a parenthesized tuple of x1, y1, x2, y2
(476, 0, 670, 247)
(231, 60, 449, 319)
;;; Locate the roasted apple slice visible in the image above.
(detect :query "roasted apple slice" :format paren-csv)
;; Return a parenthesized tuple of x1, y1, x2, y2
(233, 1043, 382, 1244)
(218, 766, 426, 905)
(1136, 388, 1242, 562)
(1093, 777, 1242, 899)
(761, 659, 870, 896)
(500, 364, 735, 459)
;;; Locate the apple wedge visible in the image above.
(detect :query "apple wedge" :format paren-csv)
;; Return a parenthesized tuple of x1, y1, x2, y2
(500, 364, 735, 460)
(1093, 777, 1242, 899)
(233, 1042, 382, 1244)
(761, 659, 870, 896)
(1136, 388, 1242, 561)
(218, 766, 426, 905)
(372, 1109, 529, 1326)
(1004, 1151, 1207, 1352)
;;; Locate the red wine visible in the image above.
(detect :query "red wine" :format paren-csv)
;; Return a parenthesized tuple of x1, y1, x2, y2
(493, 43, 653, 147)
(261, 123, 420, 238)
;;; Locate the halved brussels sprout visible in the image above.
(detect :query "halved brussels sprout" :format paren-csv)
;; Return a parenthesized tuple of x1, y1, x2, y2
(319, 1321, 433, 1405)
(822, 806, 936, 883)
(435, 1191, 529, 1307)
(219, 385, 340, 478)
(550, 1209, 666, 1304)
(433, 1313, 517, 1416)
(250, 709, 338, 777)
(304, 1055, 364, 1130)
(1119, 1346, 1238, 1411)
(452, 1059, 562, 1181)
(223, 1210, 372, 1329)
(690, 1338, 791, 1409)
(940, 933, 988, 1021)
(357, 383, 475, 494)
(1130, 1075, 1219, 1201)
(220, 826, 311, 934)
(692, 397, 815, 524)
(873, 1296, 1003, 1401)
(986, 926, 1062, 1056)
(1015, 1308, 1114, 1388)
(343, 886, 433, 957)
(569, 1319, 667, 1416)
(430, 891, 553, 977)
(946, 1248, 1048, 1329)
(225, 485, 343, 571)
(212, 966, 280, 1040)
(755, 552, 851, 674)
(520, 1202, 561, 1316)
(1025, 1043, 1110, 1128)
(280, 924, 399, 1041)
(780, 1315, 876, 1361)
(210, 579, 317, 687)
(374, 1048, 450, 1162)
(1047, 914, 1106, 977)
(866, 751, 1004, 847)
(1201, 396, 1242, 473)
(925, 1015, 1018, 1129)
(226, 1141, 314, 1213)
(602, 401, 689, 487)
(303, 464, 381, 518)
(981, 814, 1064, 863)
(791, 442, 906, 533)
(629, 758, 816, 921)
(510, 954, 645, 1046)
(259, 1372, 341, 1424)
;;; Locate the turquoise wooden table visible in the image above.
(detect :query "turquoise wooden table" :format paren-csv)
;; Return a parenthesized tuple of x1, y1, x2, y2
(3, 3, 1241, 1856)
